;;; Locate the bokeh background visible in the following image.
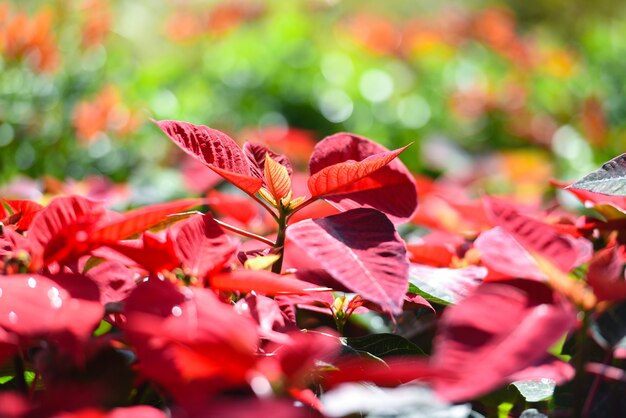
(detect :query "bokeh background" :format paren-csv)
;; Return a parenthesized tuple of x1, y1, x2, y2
(2, 0, 626, 205)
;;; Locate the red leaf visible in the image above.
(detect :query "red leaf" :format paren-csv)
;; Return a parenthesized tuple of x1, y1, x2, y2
(106, 232, 179, 274)
(91, 198, 205, 243)
(211, 270, 329, 295)
(308, 133, 417, 223)
(154, 119, 263, 195)
(483, 197, 590, 272)
(474, 227, 546, 281)
(27, 195, 105, 265)
(431, 280, 576, 402)
(0, 274, 103, 346)
(85, 260, 137, 304)
(207, 190, 260, 225)
(587, 246, 626, 302)
(174, 213, 236, 277)
(123, 279, 258, 404)
(243, 142, 293, 181)
(286, 208, 409, 313)
(2, 199, 43, 231)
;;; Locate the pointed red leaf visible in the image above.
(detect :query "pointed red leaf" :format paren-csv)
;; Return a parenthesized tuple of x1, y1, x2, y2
(154, 119, 263, 195)
(308, 133, 417, 223)
(105, 232, 179, 274)
(174, 213, 236, 277)
(211, 270, 329, 295)
(91, 198, 205, 243)
(264, 154, 292, 200)
(286, 208, 409, 313)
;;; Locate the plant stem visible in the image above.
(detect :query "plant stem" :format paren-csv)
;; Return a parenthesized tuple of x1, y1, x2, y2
(213, 218, 275, 246)
(271, 209, 288, 274)
(13, 353, 27, 394)
(249, 193, 280, 222)
(286, 196, 319, 222)
(574, 311, 591, 418)
(581, 352, 612, 418)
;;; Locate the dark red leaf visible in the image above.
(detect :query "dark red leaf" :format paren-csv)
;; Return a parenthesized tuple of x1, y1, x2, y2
(154, 119, 263, 195)
(243, 142, 293, 181)
(286, 208, 409, 313)
(308, 133, 417, 223)
(174, 213, 236, 277)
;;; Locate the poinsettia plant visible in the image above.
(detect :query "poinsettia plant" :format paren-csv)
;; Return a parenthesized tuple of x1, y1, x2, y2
(3, 123, 626, 417)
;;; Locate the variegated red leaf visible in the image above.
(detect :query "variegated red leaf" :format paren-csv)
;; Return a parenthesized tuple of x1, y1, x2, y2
(154, 119, 263, 195)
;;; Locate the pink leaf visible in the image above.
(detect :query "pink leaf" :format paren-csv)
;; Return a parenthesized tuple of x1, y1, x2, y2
(286, 208, 409, 313)
(174, 213, 236, 277)
(154, 120, 263, 195)
(308, 133, 417, 223)
(431, 280, 576, 402)
(85, 260, 137, 304)
(483, 197, 589, 272)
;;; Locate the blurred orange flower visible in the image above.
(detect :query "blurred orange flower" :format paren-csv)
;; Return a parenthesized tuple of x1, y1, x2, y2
(341, 13, 401, 55)
(72, 85, 140, 144)
(80, 0, 112, 49)
(0, 4, 59, 73)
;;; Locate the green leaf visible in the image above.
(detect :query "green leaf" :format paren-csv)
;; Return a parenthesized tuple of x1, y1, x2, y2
(408, 282, 451, 306)
(344, 333, 425, 358)
(512, 379, 556, 402)
(94, 320, 113, 337)
(569, 154, 626, 195)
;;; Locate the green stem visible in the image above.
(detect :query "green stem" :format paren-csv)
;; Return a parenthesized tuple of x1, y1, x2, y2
(574, 311, 591, 418)
(13, 353, 27, 395)
(249, 193, 279, 223)
(286, 196, 319, 222)
(214, 218, 275, 247)
(271, 210, 288, 274)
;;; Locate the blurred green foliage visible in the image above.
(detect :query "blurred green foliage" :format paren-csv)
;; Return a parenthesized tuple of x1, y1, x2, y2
(1, 0, 626, 188)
